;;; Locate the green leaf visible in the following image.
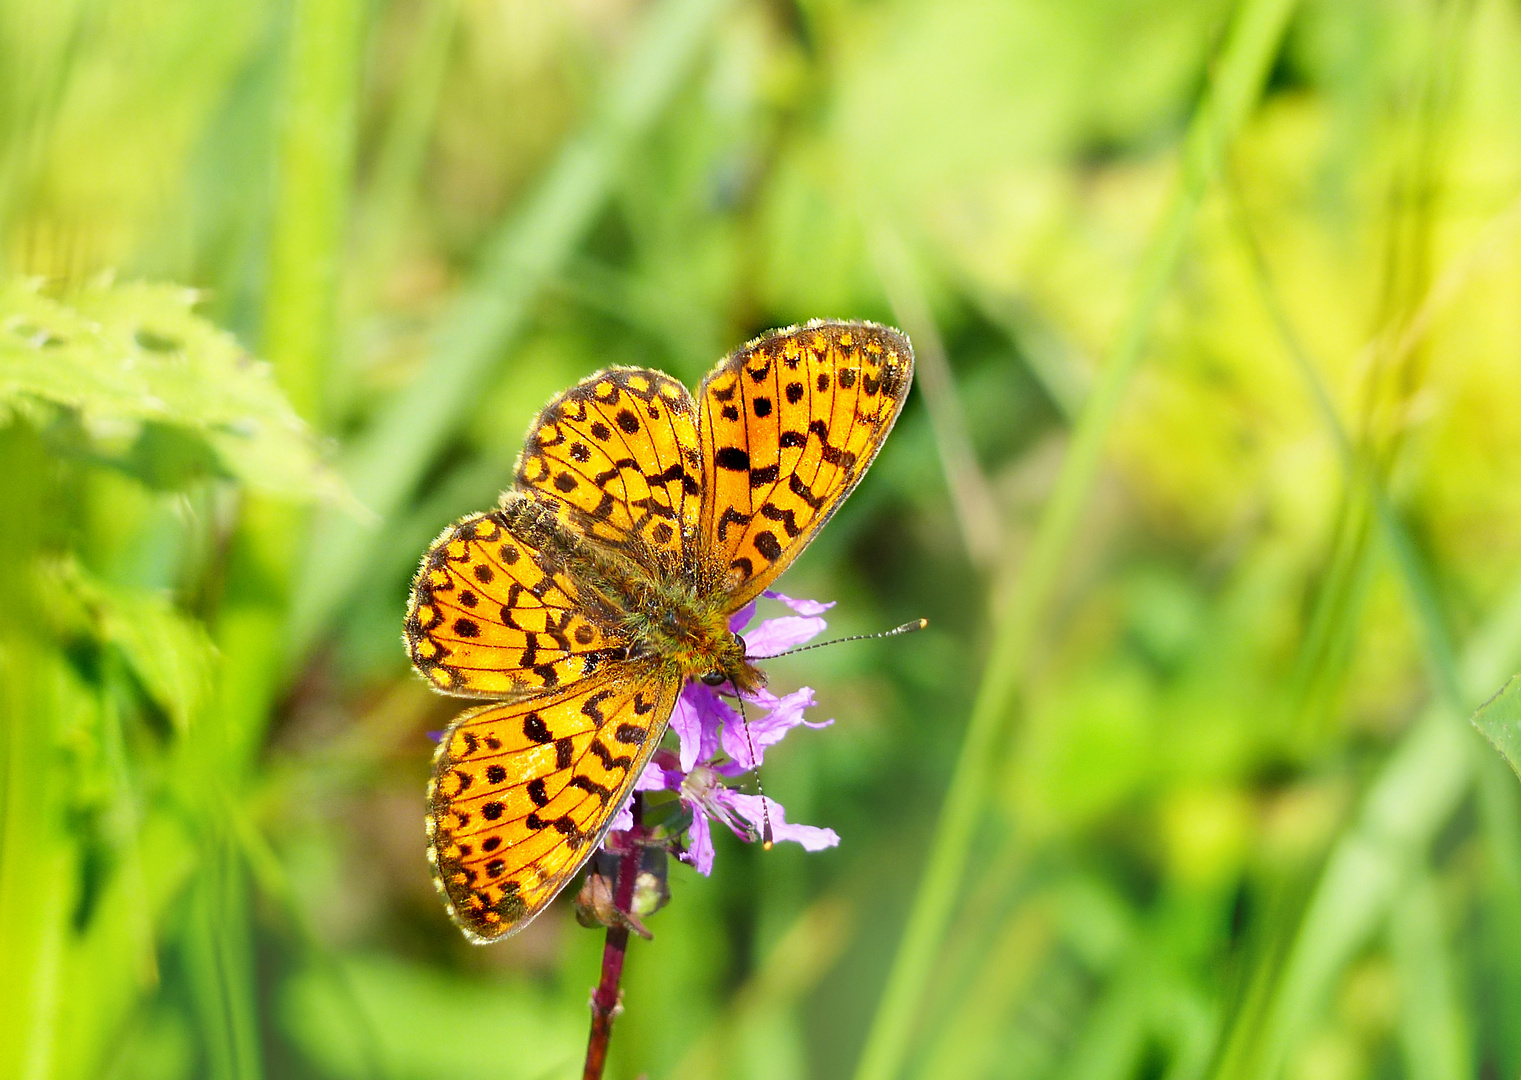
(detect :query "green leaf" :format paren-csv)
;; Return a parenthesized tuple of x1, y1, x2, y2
(0, 276, 350, 503)
(1474, 675, 1521, 783)
(43, 559, 215, 734)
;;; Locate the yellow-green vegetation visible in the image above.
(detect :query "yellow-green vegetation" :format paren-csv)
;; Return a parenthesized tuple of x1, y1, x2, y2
(3, 0, 1521, 1078)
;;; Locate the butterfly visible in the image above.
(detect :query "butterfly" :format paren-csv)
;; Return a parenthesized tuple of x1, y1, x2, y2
(405, 320, 914, 941)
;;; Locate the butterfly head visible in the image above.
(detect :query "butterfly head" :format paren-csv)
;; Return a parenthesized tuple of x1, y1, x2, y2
(698, 630, 759, 690)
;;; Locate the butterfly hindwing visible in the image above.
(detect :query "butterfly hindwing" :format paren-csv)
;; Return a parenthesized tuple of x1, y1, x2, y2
(515, 367, 704, 566)
(426, 668, 682, 941)
(405, 507, 628, 698)
(698, 321, 914, 604)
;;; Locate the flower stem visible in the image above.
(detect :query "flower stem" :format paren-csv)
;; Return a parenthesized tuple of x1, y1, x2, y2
(582, 796, 644, 1080)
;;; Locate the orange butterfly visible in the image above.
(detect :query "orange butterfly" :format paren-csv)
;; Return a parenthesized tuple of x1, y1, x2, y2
(405, 320, 914, 941)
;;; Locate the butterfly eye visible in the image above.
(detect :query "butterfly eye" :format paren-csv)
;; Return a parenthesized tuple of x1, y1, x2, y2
(733, 632, 747, 657)
(700, 671, 728, 687)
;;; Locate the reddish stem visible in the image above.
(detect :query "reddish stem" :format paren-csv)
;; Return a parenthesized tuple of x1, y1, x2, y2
(582, 796, 644, 1080)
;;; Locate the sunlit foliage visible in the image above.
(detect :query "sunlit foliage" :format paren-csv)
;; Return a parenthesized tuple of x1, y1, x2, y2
(3, 0, 1521, 1078)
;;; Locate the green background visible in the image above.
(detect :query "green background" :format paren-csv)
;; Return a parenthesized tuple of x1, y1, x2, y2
(4, 0, 1521, 1077)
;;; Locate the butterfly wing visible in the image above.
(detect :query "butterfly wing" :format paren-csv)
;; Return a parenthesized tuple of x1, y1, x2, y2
(405, 507, 628, 698)
(697, 320, 914, 604)
(514, 367, 704, 567)
(426, 666, 682, 941)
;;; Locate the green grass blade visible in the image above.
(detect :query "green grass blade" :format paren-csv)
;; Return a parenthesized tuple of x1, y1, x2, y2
(1389, 869, 1471, 1080)
(1226, 181, 1466, 713)
(0, 0, 93, 261)
(918, 899, 1054, 1080)
(1475, 757, 1521, 1074)
(873, 222, 1002, 568)
(0, 641, 70, 1080)
(183, 842, 264, 1080)
(850, 2, 1298, 1077)
(350, 0, 459, 292)
(1242, 574, 1521, 1079)
(262, 0, 367, 426)
(0, 424, 68, 1080)
(1220, 129, 1518, 1077)
(669, 898, 855, 1078)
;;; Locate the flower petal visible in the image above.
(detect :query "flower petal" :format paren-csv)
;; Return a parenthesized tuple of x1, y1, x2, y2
(669, 693, 702, 773)
(692, 685, 733, 759)
(743, 615, 827, 658)
(719, 707, 754, 769)
(763, 591, 835, 617)
(608, 799, 633, 833)
(608, 752, 683, 834)
(751, 686, 830, 736)
(712, 758, 752, 779)
(727, 793, 840, 852)
(635, 750, 682, 793)
(720, 686, 830, 769)
(671, 688, 727, 772)
(685, 808, 715, 876)
(729, 599, 758, 634)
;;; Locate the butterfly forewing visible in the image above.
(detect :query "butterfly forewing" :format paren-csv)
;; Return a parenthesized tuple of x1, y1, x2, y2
(698, 321, 914, 604)
(405, 508, 626, 698)
(427, 668, 683, 941)
(515, 367, 704, 565)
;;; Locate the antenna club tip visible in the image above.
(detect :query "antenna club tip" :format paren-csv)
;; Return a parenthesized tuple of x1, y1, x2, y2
(762, 840, 774, 851)
(917, 618, 928, 629)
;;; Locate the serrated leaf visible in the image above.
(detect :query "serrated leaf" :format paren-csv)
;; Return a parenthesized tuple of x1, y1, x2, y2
(1472, 674, 1521, 783)
(0, 276, 352, 504)
(43, 560, 215, 734)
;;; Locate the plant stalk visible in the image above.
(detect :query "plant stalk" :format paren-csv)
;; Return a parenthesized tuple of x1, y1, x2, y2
(583, 797, 645, 1080)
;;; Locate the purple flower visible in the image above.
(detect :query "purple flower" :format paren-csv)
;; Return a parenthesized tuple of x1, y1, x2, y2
(666, 592, 835, 771)
(737, 591, 833, 659)
(610, 749, 839, 875)
(675, 763, 839, 876)
(605, 591, 841, 873)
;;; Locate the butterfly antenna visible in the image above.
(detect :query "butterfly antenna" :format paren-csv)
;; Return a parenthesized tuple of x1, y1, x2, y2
(734, 692, 773, 848)
(749, 618, 928, 661)
(736, 619, 928, 847)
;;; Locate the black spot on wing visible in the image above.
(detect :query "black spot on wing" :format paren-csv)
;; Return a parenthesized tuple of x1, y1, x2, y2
(715, 446, 750, 471)
(716, 506, 751, 541)
(749, 464, 780, 487)
(570, 775, 613, 806)
(523, 713, 552, 743)
(753, 531, 782, 562)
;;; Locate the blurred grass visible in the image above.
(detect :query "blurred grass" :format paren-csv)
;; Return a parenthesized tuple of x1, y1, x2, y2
(287, 0, 734, 661)
(855, 1, 1298, 1074)
(6, 0, 1521, 1079)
